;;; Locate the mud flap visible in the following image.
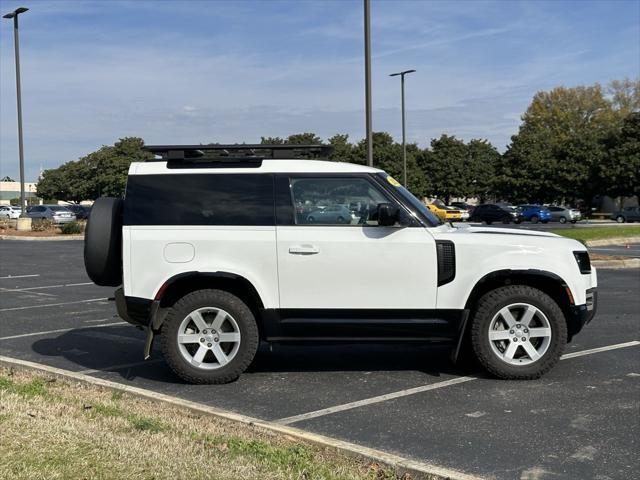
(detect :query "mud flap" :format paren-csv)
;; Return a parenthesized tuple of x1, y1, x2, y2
(450, 309, 470, 364)
(143, 300, 163, 360)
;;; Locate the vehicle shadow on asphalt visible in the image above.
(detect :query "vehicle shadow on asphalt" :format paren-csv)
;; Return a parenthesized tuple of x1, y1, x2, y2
(30, 328, 479, 384)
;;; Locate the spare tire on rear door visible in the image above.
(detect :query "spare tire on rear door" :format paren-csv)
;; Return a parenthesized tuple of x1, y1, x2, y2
(84, 197, 124, 286)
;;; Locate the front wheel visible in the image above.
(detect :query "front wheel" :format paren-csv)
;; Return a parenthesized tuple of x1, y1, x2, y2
(161, 289, 259, 384)
(470, 285, 567, 379)
(616, 216, 625, 223)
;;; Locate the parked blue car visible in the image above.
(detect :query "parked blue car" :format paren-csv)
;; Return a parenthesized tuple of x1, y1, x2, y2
(518, 205, 551, 223)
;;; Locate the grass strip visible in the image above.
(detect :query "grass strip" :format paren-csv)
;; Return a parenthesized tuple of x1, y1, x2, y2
(0, 367, 408, 480)
(549, 226, 640, 243)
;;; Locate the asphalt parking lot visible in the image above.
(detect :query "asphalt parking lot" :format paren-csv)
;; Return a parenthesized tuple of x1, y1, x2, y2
(1, 239, 638, 480)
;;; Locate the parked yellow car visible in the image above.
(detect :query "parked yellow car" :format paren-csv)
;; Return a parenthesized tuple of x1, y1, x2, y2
(427, 201, 463, 222)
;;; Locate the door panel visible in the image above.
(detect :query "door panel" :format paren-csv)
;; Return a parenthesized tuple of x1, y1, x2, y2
(276, 225, 438, 309)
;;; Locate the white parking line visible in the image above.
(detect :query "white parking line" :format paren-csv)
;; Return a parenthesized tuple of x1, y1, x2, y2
(0, 297, 108, 312)
(0, 274, 40, 279)
(0, 282, 93, 292)
(276, 340, 640, 425)
(560, 340, 640, 359)
(0, 321, 126, 341)
(277, 376, 476, 425)
(78, 358, 163, 375)
(0, 287, 57, 297)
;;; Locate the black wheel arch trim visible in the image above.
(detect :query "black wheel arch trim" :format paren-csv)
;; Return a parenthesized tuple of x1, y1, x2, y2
(117, 271, 266, 359)
(464, 268, 592, 342)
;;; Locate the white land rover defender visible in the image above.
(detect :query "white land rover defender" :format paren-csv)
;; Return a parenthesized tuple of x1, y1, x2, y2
(84, 144, 597, 384)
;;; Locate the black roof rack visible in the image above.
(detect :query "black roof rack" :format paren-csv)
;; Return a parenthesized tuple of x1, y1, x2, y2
(144, 144, 334, 164)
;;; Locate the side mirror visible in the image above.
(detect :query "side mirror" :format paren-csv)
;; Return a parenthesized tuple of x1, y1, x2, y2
(377, 203, 400, 227)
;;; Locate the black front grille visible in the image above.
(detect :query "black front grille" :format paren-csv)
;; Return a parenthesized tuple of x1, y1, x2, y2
(573, 251, 592, 274)
(436, 240, 456, 286)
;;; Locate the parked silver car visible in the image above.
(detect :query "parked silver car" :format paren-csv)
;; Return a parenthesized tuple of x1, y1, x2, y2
(547, 205, 581, 224)
(26, 205, 77, 224)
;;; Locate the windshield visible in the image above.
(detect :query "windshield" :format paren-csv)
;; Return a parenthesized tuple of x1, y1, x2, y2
(377, 173, 442, 226)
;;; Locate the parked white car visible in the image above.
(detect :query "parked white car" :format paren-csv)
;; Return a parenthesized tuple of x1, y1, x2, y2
(84, 144, 598, 384)
(0, 205, 21, 219)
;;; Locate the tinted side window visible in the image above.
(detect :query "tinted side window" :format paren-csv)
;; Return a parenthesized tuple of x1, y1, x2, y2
(290, 176, 390, 226)
(124, 174, 274, 226)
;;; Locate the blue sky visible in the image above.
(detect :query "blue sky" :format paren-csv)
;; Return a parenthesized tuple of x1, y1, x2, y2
(1, 0, 638, 181)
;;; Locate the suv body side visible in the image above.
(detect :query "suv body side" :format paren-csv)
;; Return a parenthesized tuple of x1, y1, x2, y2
(122, 164, 461, 342)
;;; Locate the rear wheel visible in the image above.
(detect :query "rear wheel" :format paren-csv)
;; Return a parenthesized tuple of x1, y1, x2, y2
(616, 215, 625, 223)
(161, 289, 259, 384)
(470, 285, 566, 379)
(559, 216, 567, 224)
(531, 215, 539, 224)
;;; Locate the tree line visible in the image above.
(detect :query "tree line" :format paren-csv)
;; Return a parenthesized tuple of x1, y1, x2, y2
(37, 79, 639, 207)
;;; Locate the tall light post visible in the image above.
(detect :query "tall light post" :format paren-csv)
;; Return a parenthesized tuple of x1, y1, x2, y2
(363, 0, 373, 167)
(3, 7, 29, 216)
(389, 69, 415, 187)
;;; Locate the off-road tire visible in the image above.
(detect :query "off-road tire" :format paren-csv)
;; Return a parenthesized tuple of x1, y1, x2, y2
(161, 289, 259, 384)
(470, 285, 567, 380)
(84, 197, 123, 286)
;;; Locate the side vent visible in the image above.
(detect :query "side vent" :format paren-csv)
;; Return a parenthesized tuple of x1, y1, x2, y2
(436, 240, 456, 286)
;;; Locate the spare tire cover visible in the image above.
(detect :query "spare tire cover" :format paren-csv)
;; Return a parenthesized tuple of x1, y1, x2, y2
(84, 197, 123, 286)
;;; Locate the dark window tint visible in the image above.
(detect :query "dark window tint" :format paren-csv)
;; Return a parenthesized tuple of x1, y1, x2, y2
(124, 174, 274, 226)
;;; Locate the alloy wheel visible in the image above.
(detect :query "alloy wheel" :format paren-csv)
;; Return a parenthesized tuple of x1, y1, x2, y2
(488, 303, 552, 366)
(177, 307, 241, 370)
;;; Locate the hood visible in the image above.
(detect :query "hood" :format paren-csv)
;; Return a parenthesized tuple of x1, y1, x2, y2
(431, 223, 560, 239)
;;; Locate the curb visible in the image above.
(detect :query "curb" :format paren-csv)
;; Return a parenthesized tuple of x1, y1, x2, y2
(592, 258, 640, 269)
(586, 236, 640, 247)
(0, 234, 84, 241)
(0, 355, 483, 480)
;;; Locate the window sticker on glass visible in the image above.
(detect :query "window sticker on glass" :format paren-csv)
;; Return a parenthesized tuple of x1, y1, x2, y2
(386, 176, 401, 187)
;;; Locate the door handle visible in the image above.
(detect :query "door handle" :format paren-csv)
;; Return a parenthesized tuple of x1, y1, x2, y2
(289, 245, 320, 255)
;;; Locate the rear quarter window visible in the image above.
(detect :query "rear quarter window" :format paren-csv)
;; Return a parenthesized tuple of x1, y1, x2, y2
(124, 174, 274, 226)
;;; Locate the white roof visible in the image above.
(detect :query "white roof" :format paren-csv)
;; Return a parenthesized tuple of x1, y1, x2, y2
(129, 159, 383, 176)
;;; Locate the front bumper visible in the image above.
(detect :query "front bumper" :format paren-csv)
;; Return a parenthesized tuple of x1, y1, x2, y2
(568, 288, 597, 339)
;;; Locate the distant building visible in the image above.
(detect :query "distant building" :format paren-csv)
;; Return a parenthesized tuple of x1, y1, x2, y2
(0, 181, 39, 205)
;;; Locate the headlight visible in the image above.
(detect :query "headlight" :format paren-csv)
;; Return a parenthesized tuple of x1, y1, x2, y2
(573, 251, 591, 274)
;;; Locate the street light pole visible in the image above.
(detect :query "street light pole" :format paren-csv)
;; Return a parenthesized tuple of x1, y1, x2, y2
(364, 0, 373, 167)
(3, 7, 29, 216)
(389, 69, 415, 187)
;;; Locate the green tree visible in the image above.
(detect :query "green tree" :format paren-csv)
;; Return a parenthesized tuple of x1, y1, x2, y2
(498, 84, 617, 204)
(351, 132, 428, 198)
(420, 134, 467, 204)
(37, 137, 153, 201)
(598, 112, 640, 202)
(466, 139, 501, 202)
(327, 134, 358, 164)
